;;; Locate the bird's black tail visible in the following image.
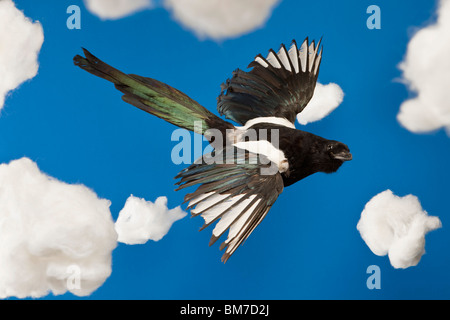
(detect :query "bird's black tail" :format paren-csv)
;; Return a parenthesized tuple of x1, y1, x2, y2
(74, 48, 231, 134)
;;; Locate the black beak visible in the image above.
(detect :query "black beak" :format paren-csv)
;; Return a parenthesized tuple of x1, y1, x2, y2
(331, 151, 352, 161)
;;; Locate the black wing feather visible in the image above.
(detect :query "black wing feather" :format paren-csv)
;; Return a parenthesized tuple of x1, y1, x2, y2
(175, 147, 284, 263)
(217, 38, 322, 125)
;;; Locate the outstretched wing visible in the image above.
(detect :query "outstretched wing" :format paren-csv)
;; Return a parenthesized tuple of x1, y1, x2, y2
(217, 38, 322, 125)
(175, 147, 284, 263)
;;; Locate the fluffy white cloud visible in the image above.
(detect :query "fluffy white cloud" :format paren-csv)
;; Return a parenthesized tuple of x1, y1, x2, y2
(83, 0, 152, 20)
(83, 0, 280, 40)
(0, 158, 185, 299)
(0, 0, 44, 112)
(397, 0, 450, 135)
(0, 158, 117, 299)
(163, 0, 279, 40)
(357, 190, 441, 269)
(115, 195, 186, 244)
(297, 82, 344, 125)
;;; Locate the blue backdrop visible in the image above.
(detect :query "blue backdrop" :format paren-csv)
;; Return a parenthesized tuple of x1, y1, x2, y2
(2, 0, 449, 299)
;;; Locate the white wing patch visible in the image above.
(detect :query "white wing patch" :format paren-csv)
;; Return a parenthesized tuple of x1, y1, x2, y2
(255, 38, 322, 76)
(191, 192, 232, 220)
(223, 201, 267, 257)
(211, 195, 258, 238)
(230, 116, 291, 173)
(189, 192, 262, 257)
(236, 116, 296, 130)
(232, 140, 288, 173)
(224, 206, 269, 256)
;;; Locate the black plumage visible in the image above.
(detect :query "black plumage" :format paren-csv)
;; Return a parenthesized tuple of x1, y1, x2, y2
(217, 38, 322, 125)
(74, 37, 352, 262)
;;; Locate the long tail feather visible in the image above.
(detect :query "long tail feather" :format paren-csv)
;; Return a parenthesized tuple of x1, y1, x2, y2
(74, 48, 231, 134)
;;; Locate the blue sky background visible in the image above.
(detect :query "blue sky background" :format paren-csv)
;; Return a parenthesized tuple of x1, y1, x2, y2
(2, 0, 449, 299)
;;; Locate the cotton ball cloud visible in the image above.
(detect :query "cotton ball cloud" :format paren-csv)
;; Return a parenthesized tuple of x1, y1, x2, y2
(83, 0, 152, 20)
(0, 158, 117, 299)
(297, 82, 344, 125)
(397, 0, 450, 135)
(0, 0, 44, 112)
(82, 0, 279, 40)
(115, 195, 187, 245)
(163, 0, 280, 40)
(357, 190, 441, 269)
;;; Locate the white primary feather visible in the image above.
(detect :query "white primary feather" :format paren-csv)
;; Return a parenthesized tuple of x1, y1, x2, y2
(314, 48, 322, 75)
(211, 195, 258, 237)
(191, 193, 231, 217)
(200, 194, 245, 226)
(308, 41, 316, 72)
(288, 42, 299, 73)
(298, 39, 308, 72)
(266, 50, 281, 68)
(190, 193, 261, 240)
(276, 46, 291, 71)
(254, 56, 269, 68)
(225, 198, 261, 242)
(225, 207, 269, 256)
(189, 191, 215, 208)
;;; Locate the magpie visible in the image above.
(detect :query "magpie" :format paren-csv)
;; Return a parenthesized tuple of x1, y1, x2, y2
(74, 38, 352, 262)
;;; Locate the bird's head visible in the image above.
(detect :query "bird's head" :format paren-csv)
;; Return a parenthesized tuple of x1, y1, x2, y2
(310, 140, 352, 174)
(326, 140, 352, 162)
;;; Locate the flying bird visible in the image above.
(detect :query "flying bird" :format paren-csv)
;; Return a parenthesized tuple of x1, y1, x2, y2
(74, 38, 352, 262)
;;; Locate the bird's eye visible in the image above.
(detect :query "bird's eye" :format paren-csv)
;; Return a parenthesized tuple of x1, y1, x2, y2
(327, 144, 333, 151)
